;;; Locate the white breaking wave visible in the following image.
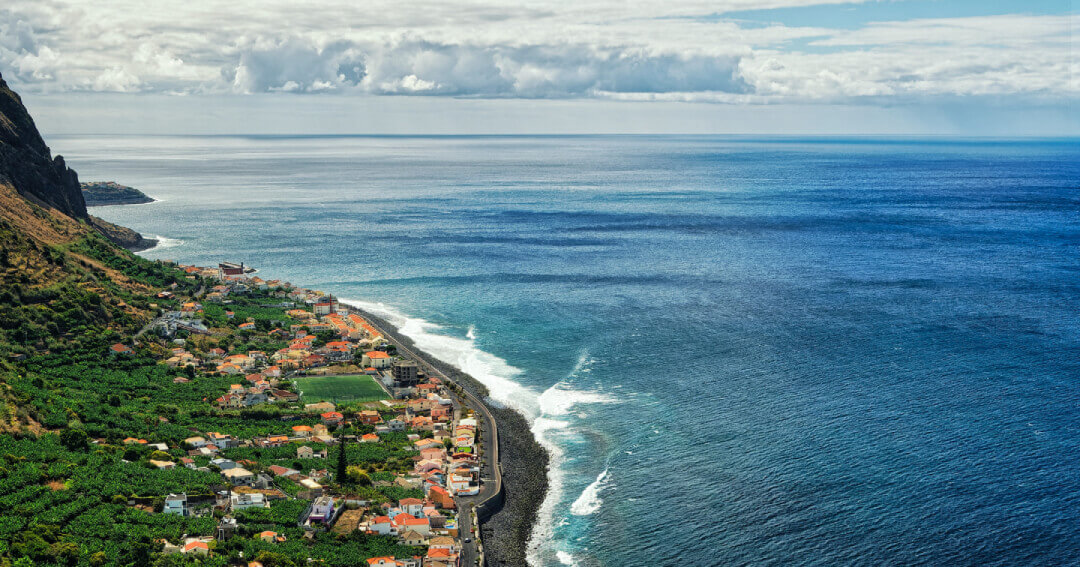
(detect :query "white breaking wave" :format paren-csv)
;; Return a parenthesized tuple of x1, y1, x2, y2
(529, 354, 621, 566)
(136, 234, 184, 256)
(570, 469, 610, 516)
(148, 234, 183, 249)
(337, 300, 617, 567)
(340, 298, 539, 417)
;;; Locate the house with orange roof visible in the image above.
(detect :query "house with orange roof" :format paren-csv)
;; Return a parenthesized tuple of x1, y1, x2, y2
(257, 435, 289, 447)
(420, 447, 446, 462)
(368, 516, 393, 536)
(399, 515, 430, 536)
(414, 438, 441, 451)
(182, 541, 209, 555)
(292, 425, 314, 438)
(398, 498, 424, 517)
(410, 416, 433, 431)
(365, 558, 395, 567)
(427, 486, 455, 510)
(110, 343, 134, 356)
(361, 433, 380, 443)
(321, 411, 344, 426)
(258, 531, 286, 543)
(362, 350, 392, 369)
(427, 547, 456, 563)
(430, 405, 451, 421)
(217, 363, 243, 375)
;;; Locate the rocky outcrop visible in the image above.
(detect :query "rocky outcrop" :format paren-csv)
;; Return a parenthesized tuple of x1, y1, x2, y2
(90, 216, 158, 252)
(81, 181, 155, 206)
(0, 72, 88, 220)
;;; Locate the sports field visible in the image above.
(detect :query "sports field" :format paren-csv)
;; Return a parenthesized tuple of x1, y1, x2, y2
(297, 374, 389, 403)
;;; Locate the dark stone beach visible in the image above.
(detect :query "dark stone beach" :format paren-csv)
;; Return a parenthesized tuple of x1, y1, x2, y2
(353, 307, 549, 567)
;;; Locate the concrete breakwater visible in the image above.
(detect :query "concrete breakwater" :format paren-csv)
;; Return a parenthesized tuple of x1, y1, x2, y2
(350, 307, 549, 567)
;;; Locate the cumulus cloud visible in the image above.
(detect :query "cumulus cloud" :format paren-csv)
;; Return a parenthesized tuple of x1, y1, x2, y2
(226, 38, 750, 98)
(230, 38, 366, 93)
(0, 1, 1075, 103)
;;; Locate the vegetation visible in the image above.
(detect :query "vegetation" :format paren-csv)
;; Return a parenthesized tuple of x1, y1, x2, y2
(0, 222, 427, 566)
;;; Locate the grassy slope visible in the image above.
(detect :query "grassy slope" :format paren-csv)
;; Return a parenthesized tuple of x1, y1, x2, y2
(0, 189, 426, 567)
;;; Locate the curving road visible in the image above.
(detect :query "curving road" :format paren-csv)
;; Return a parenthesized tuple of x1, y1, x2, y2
(349, 308, 502, 565)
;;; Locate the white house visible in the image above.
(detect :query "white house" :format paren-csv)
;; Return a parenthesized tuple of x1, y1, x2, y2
(398, 498, 424, 517)
(210, 458, 238, 470)
(368, 516, 393, 535)
(230, 492, 268, 510)
(448, 474, 477, 496)
(164, 494, 187, 516)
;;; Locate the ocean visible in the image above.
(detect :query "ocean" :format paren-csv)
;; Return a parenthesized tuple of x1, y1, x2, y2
(58, 135, 1080, 566)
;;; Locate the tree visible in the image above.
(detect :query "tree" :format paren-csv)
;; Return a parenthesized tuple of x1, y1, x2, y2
(314, 330, 337, 347)
(336, 427, 348, 483)
(346, 466, 372, 487)
(60, 428, 89, 451)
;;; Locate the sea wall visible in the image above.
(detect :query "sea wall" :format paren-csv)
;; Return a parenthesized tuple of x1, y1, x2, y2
(352, 308, 549, 567)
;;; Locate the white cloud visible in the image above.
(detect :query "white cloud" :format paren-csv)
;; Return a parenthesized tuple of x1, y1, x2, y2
(0, 1, 1075, 103)
(91, 66, 141, 92)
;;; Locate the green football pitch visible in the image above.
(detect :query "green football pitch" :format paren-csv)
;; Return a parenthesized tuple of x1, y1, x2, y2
(297, 374, 389, 403)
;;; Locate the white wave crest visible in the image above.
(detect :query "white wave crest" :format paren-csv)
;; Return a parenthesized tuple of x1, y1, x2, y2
(570, 469, 610, 516)
(336, 300, 616, 566)
(146, 234, 183, 249)
(528, 354, 622, 565)
(339, 299, 539, 417)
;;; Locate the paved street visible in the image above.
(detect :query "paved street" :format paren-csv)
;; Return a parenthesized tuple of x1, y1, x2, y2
(356, 310, 502, 566)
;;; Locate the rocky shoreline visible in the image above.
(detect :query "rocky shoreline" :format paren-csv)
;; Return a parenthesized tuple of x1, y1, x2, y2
(90, 215, 158, 252)
(352, 308, 549, 567)
(81, 181, 156, 206)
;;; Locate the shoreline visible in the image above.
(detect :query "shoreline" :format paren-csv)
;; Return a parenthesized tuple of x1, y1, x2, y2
(105, 208, 550, 563)
(349, 306, 550, 567)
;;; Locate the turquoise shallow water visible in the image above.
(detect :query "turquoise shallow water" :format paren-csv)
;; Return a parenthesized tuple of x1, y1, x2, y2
(62, 135, 1080, 566)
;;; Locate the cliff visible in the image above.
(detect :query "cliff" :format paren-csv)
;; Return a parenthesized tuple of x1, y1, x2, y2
(0, 72, 88, 220)
(0, 72, 158, 251)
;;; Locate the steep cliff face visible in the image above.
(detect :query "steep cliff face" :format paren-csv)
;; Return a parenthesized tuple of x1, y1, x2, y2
(0, 72, 89, 220)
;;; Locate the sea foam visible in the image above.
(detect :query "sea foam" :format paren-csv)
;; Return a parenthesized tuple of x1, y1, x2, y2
(570, 469, 610, 516)
(339, 300, 616, 566)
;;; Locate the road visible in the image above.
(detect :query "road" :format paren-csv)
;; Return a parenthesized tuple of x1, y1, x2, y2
(349, 308, 501, 566)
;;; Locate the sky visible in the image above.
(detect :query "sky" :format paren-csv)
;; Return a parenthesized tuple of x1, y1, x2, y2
(2, 0, 1077, 135)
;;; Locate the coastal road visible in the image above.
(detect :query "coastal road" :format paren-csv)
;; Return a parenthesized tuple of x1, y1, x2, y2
(458, 504, 477, 566)
(348, 307, 501, 565)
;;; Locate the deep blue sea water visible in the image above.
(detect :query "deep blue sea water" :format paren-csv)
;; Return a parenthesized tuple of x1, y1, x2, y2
(58, 135, 1080, 566)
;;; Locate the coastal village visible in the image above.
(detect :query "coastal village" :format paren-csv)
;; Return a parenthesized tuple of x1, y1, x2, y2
(108, 262, 485, 566)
